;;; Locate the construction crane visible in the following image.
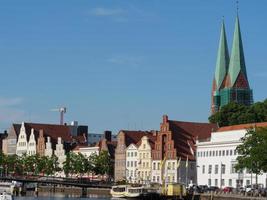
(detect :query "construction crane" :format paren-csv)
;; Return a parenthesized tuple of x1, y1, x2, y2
(50, 107, 67, 125)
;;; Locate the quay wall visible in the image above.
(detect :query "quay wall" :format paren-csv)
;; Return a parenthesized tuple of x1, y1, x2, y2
(200, 194, 266, 200)
(38, 186, 110, 196)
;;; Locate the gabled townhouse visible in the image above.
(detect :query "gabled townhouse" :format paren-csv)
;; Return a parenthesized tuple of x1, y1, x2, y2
(54, 137, 66, 168)
(115, 130, 155, 182)
(3, 121, 88, 156)
(151, 115, 217, 185)
(27, 128, 37, 156)
(126, 144, 138, 183)
(137, 135, 156, 184)
(16, 122, 28, 156)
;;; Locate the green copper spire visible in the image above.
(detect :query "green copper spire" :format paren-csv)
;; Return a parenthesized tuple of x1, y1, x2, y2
(228, 15, 247, 86)
(215, 20, 229, 89)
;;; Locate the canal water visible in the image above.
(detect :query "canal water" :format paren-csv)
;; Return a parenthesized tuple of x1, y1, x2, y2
(14, 192, 111, 200)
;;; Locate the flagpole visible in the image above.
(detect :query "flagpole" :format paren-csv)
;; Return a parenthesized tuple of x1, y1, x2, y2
(185, 155, 188, 187)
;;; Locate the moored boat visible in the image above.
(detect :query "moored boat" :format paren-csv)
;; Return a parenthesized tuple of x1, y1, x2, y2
(110, 185, 127, 198)
(125, 185, 144, 198)
(0, 192, 13, 200)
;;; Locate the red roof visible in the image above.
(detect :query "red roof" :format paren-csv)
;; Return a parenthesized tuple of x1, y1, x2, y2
(136, 134, 157, 149)
(120, 130, 154, 146)
(13, 123, 72, 142)
(216, 122, 267, 132)
(168, 120, 217, 161)
(169, 120, 218, 140)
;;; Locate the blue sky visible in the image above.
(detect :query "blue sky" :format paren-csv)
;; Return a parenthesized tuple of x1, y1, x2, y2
(0, 1, 266, 133)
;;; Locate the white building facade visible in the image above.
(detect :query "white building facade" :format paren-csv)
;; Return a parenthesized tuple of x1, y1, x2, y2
(16, 122, 28, 156)
(138, 136, 153, 184)
(126, 144, 139, 183)
(45, 136, 53, 157)
(54, 137, 66, 168)
(73, 146, 99, 158)
(27, 129, 36, 156)
(196, 123, 267, 188)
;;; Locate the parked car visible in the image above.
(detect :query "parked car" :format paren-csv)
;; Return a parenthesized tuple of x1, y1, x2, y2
(222, 186, 234, 193)
(207, 186, 219, 192)
(198, 185, 209, 193)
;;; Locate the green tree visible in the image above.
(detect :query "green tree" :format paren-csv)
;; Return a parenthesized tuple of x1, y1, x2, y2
(91, 151, 113, 178)
(235, 127, 267, 184)
(209, 99, 267, 127)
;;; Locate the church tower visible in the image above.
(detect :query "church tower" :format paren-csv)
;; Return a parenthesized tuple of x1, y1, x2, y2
(211, 16, 253, 114)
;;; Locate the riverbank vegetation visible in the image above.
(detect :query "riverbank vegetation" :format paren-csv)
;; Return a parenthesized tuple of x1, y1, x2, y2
(0, 150, 113, 179)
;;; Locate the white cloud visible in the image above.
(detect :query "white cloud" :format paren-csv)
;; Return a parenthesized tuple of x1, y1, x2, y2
(89, 8, 126, 17)
(0, 97, 23, 107)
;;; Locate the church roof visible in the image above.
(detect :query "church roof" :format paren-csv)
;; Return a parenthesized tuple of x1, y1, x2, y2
(214, 20, 229, 89)
(228, 15, 248, 87)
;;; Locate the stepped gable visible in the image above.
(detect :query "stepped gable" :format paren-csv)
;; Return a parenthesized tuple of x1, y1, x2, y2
(13, 122, 72, 142)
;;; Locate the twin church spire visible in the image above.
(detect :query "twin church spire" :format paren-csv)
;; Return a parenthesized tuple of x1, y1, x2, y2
(211, 15, 253, 114)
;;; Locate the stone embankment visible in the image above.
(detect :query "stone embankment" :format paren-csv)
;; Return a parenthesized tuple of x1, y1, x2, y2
(200, 193, 267, 200)
(38, 185, 110, 196)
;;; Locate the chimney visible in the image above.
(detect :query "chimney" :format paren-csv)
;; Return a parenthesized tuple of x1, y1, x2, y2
(104, 131, 112, 142)
(163, 115, 168, 123)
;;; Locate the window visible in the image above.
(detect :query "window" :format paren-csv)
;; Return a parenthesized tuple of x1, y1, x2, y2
(208, 165, 212, 174)
(246, 180, 250, 186)
(216, 150, 218, 156)
(127, 161, 129, 167)
(219, 151, 221, 156)
(131, 152, 133, 157)
(157, 176, 160, 182)
(230, 150, 233, 156)
(229, 179, 232, 187)
(222, 150, 225, 156)
(221, 164, 226, 174)
(131, 161, 133, 167)
(212, 151, 215, 156)
(221, 179, 225, 187)
(153, 163, 156, 170)
(202, 165, 205, 174)
(231, 164, 236, 174)
(143, 144, 146, 149)
(209, 151, 212, 156)
(208, 179, 211, 186)
(135, 152, 137, 157)
(153, 176, 155, 182)
(157, 162, 160, 170)
(215, 165, 218, 174)
(215, 179, 218, 186)
(172, 162, 175, 170)
(226, 150, 229, 156)
(135, 161, 137, 167)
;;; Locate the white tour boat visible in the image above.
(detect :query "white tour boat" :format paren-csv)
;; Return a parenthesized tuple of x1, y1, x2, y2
(110, 185, 127, 198)
(125, 185, 145, 198)
(110, 185, 145, 198)
(0, 192, 13, 200)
